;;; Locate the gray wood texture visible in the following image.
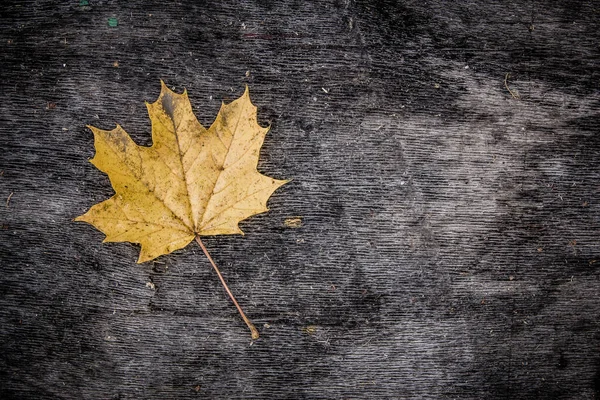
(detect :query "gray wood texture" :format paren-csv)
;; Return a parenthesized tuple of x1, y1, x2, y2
(1, 1, 599, 398)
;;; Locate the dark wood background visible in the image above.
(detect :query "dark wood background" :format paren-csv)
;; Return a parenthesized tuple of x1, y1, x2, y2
(1, 1, 599, 398)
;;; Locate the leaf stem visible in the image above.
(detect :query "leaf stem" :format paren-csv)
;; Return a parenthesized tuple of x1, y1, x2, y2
(195, 236, 259, 340)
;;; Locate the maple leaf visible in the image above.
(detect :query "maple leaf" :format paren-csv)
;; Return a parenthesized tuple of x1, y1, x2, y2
(76, 82, 288, 338)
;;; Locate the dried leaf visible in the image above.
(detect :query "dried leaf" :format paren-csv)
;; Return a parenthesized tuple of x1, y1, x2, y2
(76, 82, 287, 263)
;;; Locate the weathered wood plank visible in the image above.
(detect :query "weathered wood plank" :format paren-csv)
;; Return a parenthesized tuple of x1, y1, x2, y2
(1, 1, 598, 398)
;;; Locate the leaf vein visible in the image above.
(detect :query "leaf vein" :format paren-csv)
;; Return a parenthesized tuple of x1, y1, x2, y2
(201, 184, 273, 230)
(97, 132, 191, 230)
(198, 102, 246, 227)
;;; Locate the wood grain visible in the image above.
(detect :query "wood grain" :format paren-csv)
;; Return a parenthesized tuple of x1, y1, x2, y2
(0, 1, 598, 398)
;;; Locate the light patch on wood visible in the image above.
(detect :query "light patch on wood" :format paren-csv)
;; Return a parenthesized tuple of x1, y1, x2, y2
(302, 325, 317, 335)
(284, 217, 303, 228)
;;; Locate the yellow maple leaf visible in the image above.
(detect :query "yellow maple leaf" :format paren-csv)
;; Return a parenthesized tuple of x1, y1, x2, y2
(76, 82, 288, 338)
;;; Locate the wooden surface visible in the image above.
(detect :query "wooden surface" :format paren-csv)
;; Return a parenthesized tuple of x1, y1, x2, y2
(1, 1, 599, 399)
